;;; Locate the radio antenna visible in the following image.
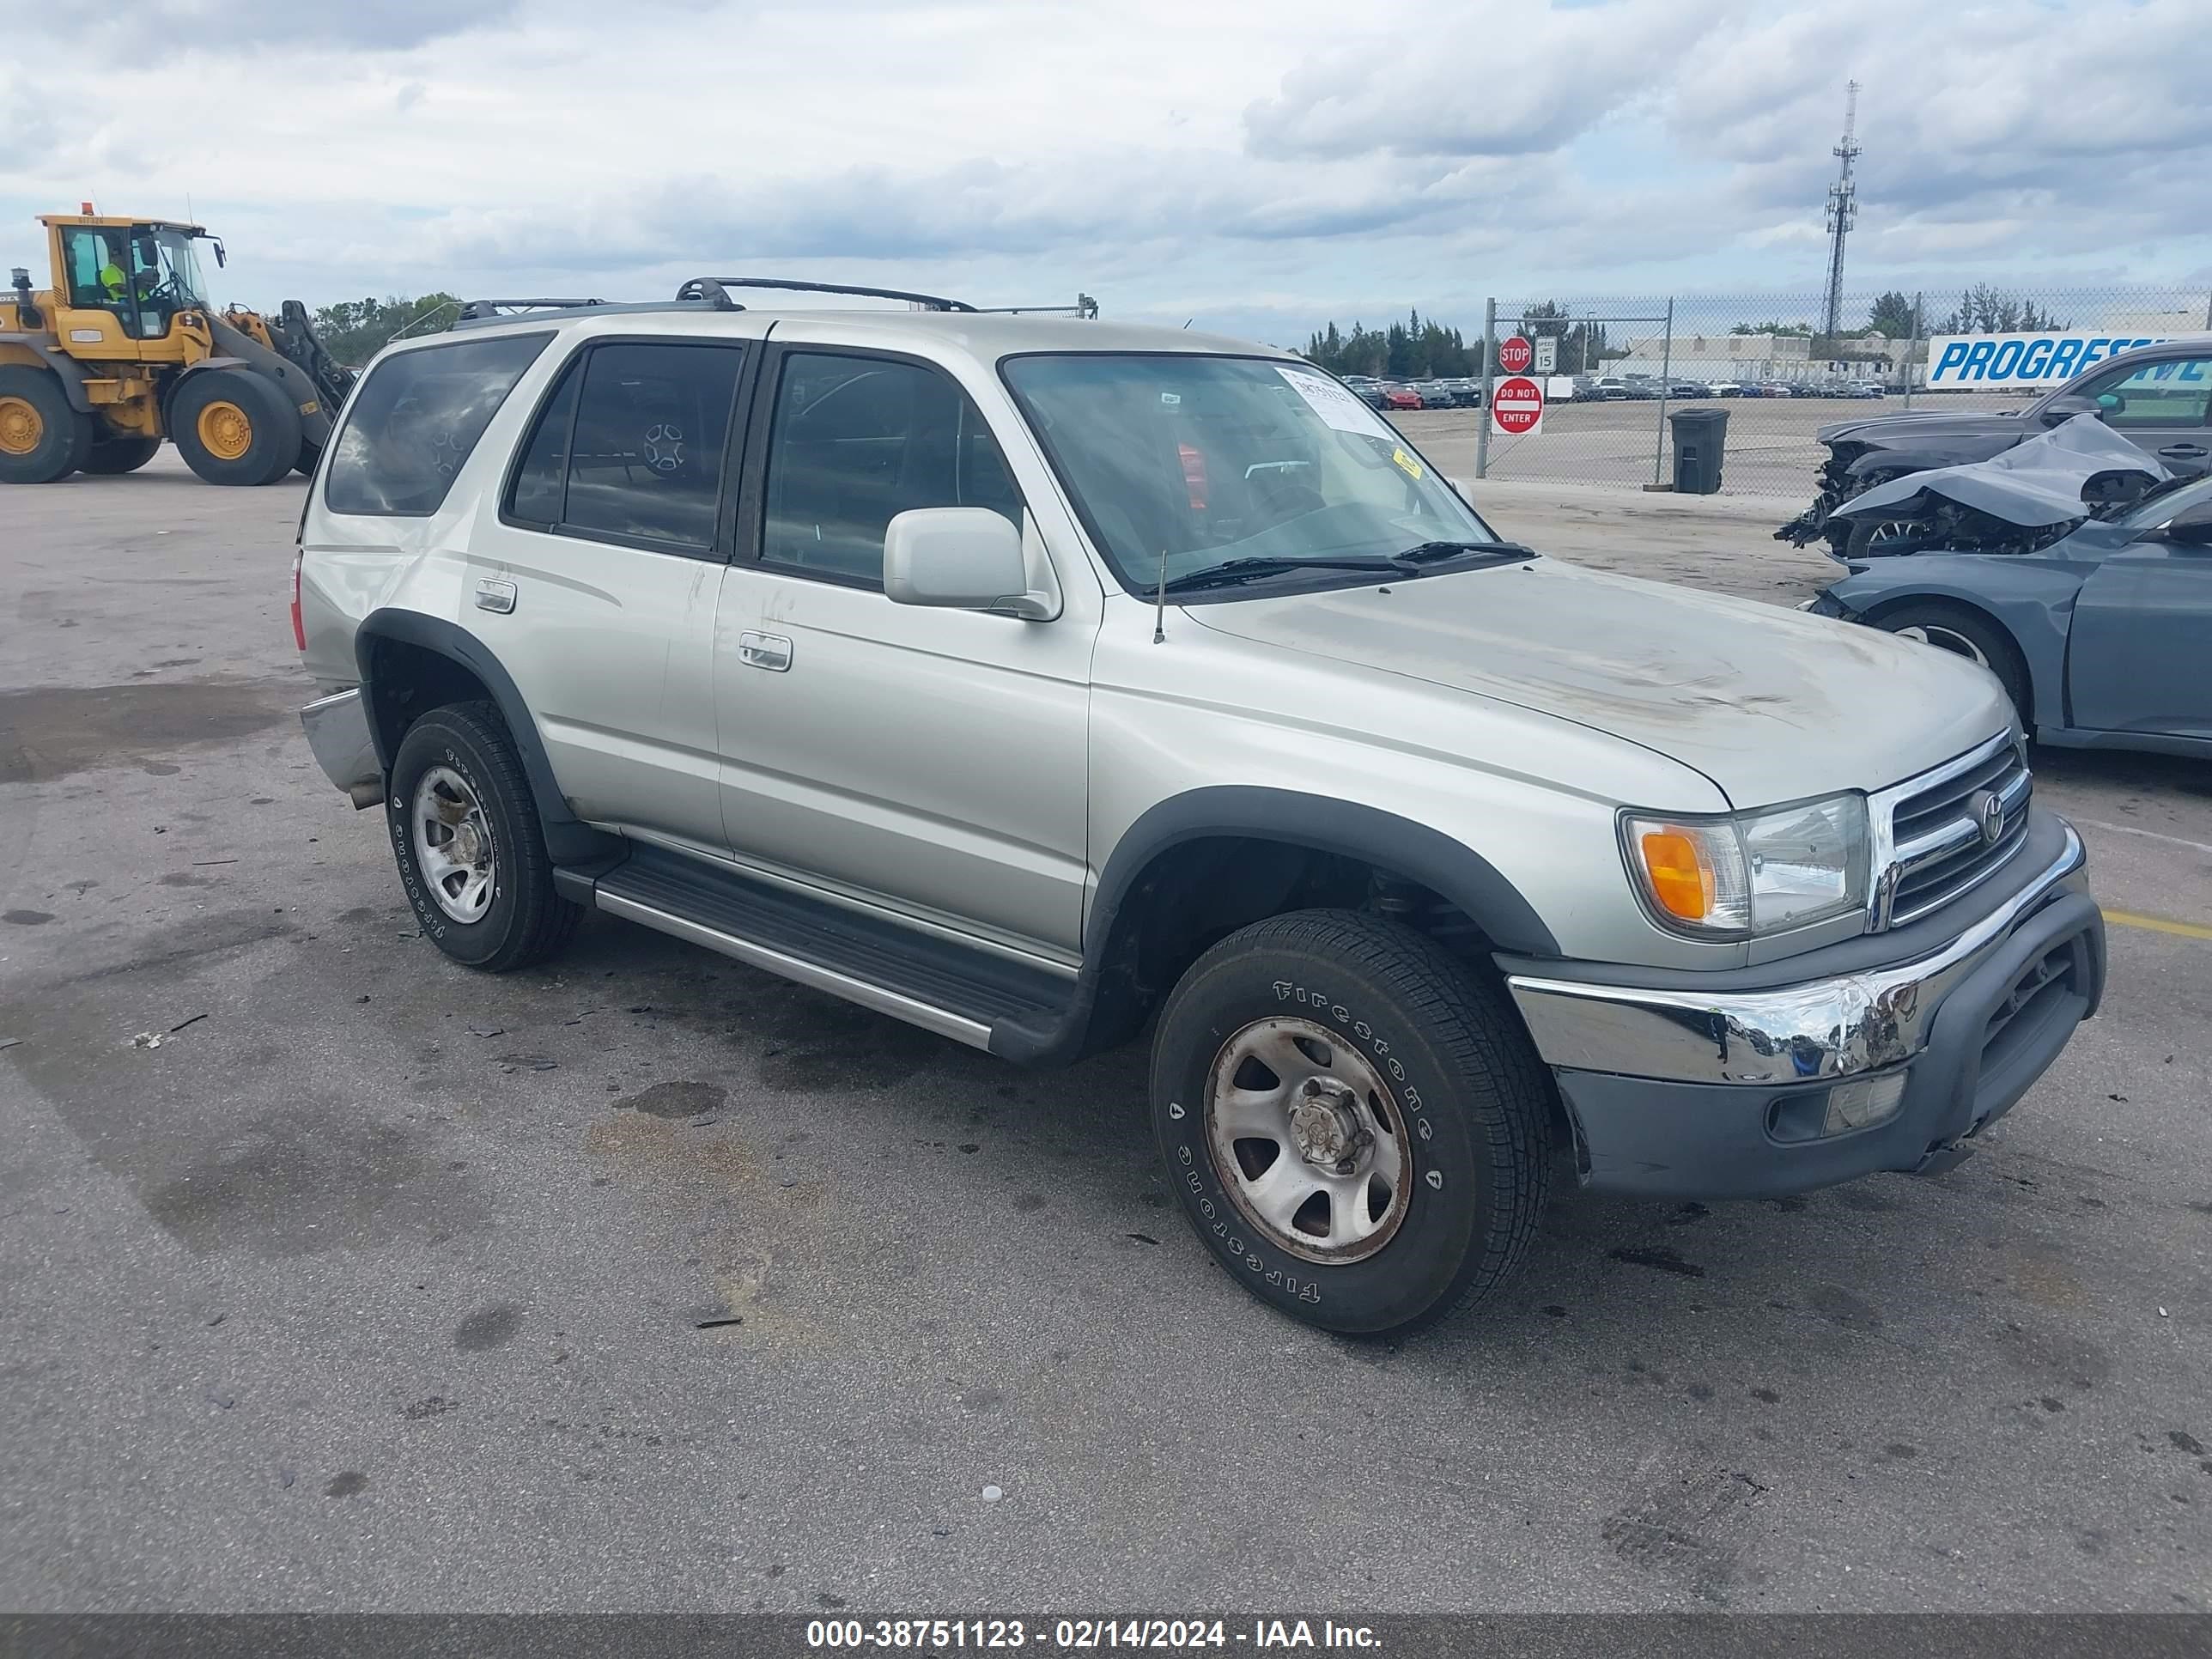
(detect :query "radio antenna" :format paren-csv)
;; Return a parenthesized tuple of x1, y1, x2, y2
(1152, 546, 1170, 643)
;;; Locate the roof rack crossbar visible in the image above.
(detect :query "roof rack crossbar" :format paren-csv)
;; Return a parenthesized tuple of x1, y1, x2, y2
(678, 276, 976, 313)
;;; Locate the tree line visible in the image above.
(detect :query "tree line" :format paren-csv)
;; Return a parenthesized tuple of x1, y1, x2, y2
(1301, 303, 1616, 378)
(306, 294, 462, 366)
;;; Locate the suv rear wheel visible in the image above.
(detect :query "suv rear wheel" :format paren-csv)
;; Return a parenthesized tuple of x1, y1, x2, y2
(387, 702, 580, 971)
(1150, 910, 1552, 1337)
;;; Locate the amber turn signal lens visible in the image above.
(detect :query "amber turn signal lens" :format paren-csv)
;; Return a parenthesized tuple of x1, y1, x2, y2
(1639, 830, 1715, 921)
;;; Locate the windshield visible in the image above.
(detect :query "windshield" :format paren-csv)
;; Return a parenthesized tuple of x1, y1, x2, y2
(1002, 354, 1504, 594)
(137, 228, 210, 305)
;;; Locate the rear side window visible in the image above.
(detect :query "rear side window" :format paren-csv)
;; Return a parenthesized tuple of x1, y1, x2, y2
(325, 332, 550, 516)
(502, 341, 744, 552)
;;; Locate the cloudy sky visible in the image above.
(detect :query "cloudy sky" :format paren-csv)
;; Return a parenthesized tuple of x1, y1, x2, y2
(5, 0, 2208, 342)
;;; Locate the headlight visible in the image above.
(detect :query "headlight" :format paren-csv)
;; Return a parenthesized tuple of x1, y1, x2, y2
(1622, 793, 1869, 938)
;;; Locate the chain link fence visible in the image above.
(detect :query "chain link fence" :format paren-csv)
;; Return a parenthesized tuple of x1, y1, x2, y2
(1440, 286, 2212, 496)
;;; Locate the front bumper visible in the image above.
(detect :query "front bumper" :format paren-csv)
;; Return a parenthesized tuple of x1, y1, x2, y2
(1504, 822, 2104, 1198)
(301, 688, 382, 809)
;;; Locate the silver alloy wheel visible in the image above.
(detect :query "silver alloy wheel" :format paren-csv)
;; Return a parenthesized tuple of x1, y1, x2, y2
(1893, 622, 1990, 670)
(1204, 1016, 1413, 1266)
(410, 764, 495, 924)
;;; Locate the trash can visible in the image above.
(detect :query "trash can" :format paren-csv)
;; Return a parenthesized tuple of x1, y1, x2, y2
(1668, 407, 1729, 494)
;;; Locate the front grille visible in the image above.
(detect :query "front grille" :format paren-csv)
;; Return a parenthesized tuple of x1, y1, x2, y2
(1875, 737, 2032, 928)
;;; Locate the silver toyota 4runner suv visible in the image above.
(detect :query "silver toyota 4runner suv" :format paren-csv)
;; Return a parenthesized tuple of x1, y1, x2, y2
(297, 278, 2106, 1337)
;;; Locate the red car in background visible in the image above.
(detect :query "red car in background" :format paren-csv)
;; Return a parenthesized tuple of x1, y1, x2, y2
(1381, 383, 1423, 410)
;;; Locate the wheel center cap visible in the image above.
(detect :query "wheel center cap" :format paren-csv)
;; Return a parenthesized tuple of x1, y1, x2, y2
(453, 822, 484, 865)
(1288, 1079, 1368, 1172)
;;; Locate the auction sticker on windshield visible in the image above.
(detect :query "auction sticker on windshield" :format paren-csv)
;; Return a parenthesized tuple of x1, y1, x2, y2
(1278, 367, 1395, 436)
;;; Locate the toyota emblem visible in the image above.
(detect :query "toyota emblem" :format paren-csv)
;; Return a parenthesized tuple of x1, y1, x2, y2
(1972, 789, 2005, 847)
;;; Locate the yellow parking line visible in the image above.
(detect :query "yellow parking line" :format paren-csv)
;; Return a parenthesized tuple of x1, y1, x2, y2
(2103, 908, 2212, 942)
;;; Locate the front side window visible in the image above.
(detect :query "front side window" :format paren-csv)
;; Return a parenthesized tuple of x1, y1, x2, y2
(760, 353, 1023, 585)
(1002, 354, 1505, 596)
(325, 331, 551, 516)
(2086, 356, 2212, 428)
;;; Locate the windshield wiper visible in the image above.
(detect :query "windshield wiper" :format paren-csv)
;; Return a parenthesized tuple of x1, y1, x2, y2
(1392, 540, 1538, 567)
(1158, 556, 1404, 594)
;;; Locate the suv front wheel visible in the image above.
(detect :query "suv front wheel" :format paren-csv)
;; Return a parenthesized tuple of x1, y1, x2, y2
(1150, 910, 1553, 1338)
(387, 701, 580, 971)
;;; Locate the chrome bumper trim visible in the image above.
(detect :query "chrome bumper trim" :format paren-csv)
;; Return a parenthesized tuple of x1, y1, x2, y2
(301, 688, 382, 808)
(1507, 824, 2088, 1086)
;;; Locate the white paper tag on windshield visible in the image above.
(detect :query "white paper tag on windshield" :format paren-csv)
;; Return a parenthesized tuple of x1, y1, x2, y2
(1276, 366, 1395, 436)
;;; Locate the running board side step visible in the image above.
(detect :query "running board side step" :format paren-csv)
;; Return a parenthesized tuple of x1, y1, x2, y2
(576, 845, 1073, 1055)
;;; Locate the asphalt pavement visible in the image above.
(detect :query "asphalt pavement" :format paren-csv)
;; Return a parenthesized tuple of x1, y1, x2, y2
(3, 453, 2209, 1613)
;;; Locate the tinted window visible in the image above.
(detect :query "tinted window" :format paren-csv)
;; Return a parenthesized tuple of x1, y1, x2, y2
(761, 353, 1022, 584)
(2091, 356, 2212, 428)
(504, 360, 580, 526)
(558, 343, 744, 549)
(325, 332, 550, 516)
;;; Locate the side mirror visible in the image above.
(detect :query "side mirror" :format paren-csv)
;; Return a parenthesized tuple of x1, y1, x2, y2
(1446, 476, 1473, 501)
(211, 239, 227, 269)
(884, 507, 1054, 618)
(2040, 392, 2099, 425)
(2160, 502, 2212, 547)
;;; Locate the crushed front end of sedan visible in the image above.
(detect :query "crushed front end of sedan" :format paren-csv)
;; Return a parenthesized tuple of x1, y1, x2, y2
(1806, 415, 2168, 562)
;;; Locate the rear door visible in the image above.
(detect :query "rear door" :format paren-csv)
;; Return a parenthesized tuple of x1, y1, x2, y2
(2066, 520, 2212, 740)
(461, 331, 757, 852)
(2075, 350, 2212, 477)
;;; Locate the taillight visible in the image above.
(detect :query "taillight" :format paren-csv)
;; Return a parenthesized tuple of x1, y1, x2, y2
(290, 549, 306, 652)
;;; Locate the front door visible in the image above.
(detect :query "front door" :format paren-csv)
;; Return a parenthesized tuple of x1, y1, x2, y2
(463, 334, 754, 852)
(2067, 521, 2212, 741)
(712, 346, 1092, 957)
(2075, 350, 2212, 478)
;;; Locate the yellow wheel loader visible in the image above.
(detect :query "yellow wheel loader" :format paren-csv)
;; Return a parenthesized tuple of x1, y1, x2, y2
(0, 210, 355, 486)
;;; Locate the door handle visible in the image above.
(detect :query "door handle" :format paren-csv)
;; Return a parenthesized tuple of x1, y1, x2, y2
(2158, 443, 2208, 459)
(738, 631, 793, 672)
(473, 578, 518, 614)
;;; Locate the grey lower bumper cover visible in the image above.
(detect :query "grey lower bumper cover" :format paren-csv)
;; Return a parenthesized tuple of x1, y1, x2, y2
(1505, 823, 2103, 1197)
(301, 689, 382, 809)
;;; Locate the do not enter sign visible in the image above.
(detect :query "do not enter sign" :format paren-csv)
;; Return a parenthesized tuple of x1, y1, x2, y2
(1491, 375, 1545, 436)
(1497, 335, 1534, 374)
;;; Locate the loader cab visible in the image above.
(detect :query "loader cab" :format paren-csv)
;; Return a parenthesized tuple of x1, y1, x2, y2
(46, 216, 213, 352)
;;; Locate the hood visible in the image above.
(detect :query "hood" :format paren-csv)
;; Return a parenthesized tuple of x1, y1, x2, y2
(1832, 412, 2168, 530)
(1185, 558, 2013, 808)
(1818, 407, 2027, 464)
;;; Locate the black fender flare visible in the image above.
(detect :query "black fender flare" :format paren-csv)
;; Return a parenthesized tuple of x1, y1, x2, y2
(354, 608, 620, 865)
(988, 788, 1557, 1067)
(1089, 787, 1558, 958)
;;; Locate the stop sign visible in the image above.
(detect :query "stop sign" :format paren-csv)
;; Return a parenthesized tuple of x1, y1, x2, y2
(1497, 335, 1534, 374)
(1491, 375, 1545, 435)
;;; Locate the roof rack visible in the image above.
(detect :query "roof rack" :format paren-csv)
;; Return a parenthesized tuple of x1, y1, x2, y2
(677, 276, 976, 313)
(449, 295, 744, 332)
(456, 297, 610, 321)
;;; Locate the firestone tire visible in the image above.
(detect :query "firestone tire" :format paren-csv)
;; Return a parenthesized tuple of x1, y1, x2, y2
(1150, 909, 1553, 1338)
(386, 701, 580, 973)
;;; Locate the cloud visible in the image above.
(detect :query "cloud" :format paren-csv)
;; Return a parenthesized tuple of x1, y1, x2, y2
(0, 0, 2204, 343)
